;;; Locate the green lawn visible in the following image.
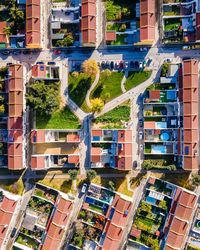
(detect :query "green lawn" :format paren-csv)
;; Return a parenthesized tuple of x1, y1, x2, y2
(68, 73, 94, 112)
(91, 71, 123, 102)
(94, 102, 130, 129)
(125, 71, 152, 91)
(36, 106, 81, 129)
(164, 19, 181, 31)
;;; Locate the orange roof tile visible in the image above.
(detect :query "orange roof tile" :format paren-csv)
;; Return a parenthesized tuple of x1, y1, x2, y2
(9, 104, 23, 117)
(31, 130, 46, 143)
(91, 147, 102, 155)
(106, 31, 116, 41)
(9, 91, 23, 105)
(8, 156, 23, 170)
(66, 134, 80, 143)
(68, 155, 79, 164)
(8, 117, 23, 130)
(92, 130, 103, 137)
(31, 156, 45, 170)
(170, 217, 188, 235)
(8, 130, 23, 143)
(32, 64, 46, 78)
(8, 143, 22, 156)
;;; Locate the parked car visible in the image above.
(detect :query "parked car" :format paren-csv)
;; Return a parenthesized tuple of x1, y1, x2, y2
(11, 228, 17, 238)
(130, 61, 135, 68)
(124, 61, 129, 69)
(48, 61, 56, 65)
(115, 61, 120, 69)
(140, 144, 144, 151)
(135, 61, 139, 68)
(139, 131, 143, 140)
(182, 45, 190, 50)
(1, 50, 10, 55)
(23, 50, 31, 55)
(101, 61, 106, 69)
(139, 119, 143, 128)
(110, 61, 114, 70)
(119, 61, 124, 69)
(81, 184, 87, 194)
(36, 61, 44, 65)
(13, 50, 21, 55)
(139, 62, 143, 69)
(53, 49, 61, 55)
(105, 61, 110, 69)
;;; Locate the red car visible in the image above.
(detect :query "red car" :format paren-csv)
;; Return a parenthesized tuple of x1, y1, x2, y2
(53, 49, 61, 55)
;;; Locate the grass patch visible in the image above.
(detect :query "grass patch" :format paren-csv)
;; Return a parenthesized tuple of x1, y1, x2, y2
(36, 106, 81, 129)
(0, 178, 24, 195)
(68, 73, 94, 112)
(37, 177, 83, 195)
(125, 71, 152, 91)
(93, 101, 130, 129)
(164, 18, 181, 31)
(91, 71, 123, 102)
(92, 176, 133, 197)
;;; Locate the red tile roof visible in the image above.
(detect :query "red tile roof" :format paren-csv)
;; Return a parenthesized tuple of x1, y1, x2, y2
(9, 104, 23, 117)
(9, 91, 23, 105)
(31, 156, 45, 170)
(66, 134, 80, 143)
(165, 231, 184, 249)
(91, 147, 102, 155)
(0, 22, 7, 44)
(106, 31, 116, 41)
(32, 64, 46, 78)
(130, 227, 141, 238)
(81, 0, 96, 45)
(8, 130, 23, 143)
(117, 130, 132, 143)
(68, 155, 79, 164)
(182, 59, 199, 171)
(26, 0, 41, 48)
(31, 130, 46, 143)
(140, 0, 156, 42)
(42, 197, 73, 250)
(92, 129, 103, 137)
(0, 195, 18, 248)
(149, 90, 160, 100)
(8, 117, 23, 130)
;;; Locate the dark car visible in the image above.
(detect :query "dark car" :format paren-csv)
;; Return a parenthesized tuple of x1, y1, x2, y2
(11, 228, 17, 238)
(1, 50, 10, 55)
(23, 50, 31, 55)
(53, 49, 61, 55)
(47, 61, 56, 65)
(101, 61, 106, 69)
(119, 61, 124, 69)
(110, 61, 114, 70)
(105, 61, 110, 69)
(36, 61, 44, 65)
(135, 61, 139, 68)
(13, 50, 21, 55)
(139, 119, 143, 128)
(130, 61, 135, 68)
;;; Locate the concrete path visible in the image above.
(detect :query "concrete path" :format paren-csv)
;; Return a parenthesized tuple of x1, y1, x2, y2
(121, 71, 128, 93)
(85, 71, 100, 108)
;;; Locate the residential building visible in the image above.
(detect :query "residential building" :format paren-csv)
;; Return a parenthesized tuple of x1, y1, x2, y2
(31, 63, 60, 80)
(140, 0, 156, 43)
(12, 184, 74, 250)
(162, 0, 200, 43)
(91, 129, 133, 170)
(81, 0, 96, 46)
(30, 129, 81, 170)
(26, 0, 41, 48)
(0, 188, 20, 250)
(143, 64, 181, 163)
(127, 177, 197, 250)
(180, 59, 199, 171)
(69, 183, 133, 250)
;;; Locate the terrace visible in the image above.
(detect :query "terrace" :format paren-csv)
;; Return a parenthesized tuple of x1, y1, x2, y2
(144, 90, 177, 104)
(144, 129, 177, 142)
(144, 142, 175, 155)
(15, 233, 40, 250)
(143, 104, 178, 117)
(144, 117, 178, 129)
(33, 184, 58, 203)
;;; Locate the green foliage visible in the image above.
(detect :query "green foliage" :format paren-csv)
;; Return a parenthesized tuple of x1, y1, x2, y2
(68, 170, 78, 181)
(140, 201, 152, 214)
(56, 33, 74, 47)
(91, 98, 104, 113)
(108, 181, 116, 191)
(161, 63, 169, 77)
(26, 80, 60, 115)
(158, 200, 167, 210)
(191, 174, 200, 187)
(125, 71, 152, 91)
(0, 104, 5, 113)
(142, 159, 176, 171)
(86, 170, 97, 182)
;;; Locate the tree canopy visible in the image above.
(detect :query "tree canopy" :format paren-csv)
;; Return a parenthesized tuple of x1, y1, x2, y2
(91, 98, 104, 113)
(26, 80, 60, 115)
(82, 59, 99, 76)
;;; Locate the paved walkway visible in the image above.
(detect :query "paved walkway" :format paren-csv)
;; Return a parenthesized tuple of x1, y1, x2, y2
(85, 71, 100, 108)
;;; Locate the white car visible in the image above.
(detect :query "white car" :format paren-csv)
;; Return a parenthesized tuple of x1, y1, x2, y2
(140, 144, 144, 151)
(139, 131, 143, 140)
(81, 184, 87, 193)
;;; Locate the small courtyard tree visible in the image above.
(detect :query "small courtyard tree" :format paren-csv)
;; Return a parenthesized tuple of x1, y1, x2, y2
(86, 170, 97, 182)
(82, 59, 99, 76)
(91, 98, 104, 113)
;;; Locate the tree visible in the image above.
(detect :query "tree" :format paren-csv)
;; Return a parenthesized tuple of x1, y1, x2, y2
(191, 174, 200, 187)
(119, 23, 126, 32)
(0, 104, 5, 113)
(68, 169, 78, 181)
(0, 96, 4, 103)
(102, 92, 111, 103)
(103, 69, 111, 78)
(86, 170, 97, 182)
(91, 98, 104, 113)
(26, 80, 60, 115)
(140, 201, 152, 214)
(82, 59, 99, 76)
(159, 200, 167, 210)
(3, 26, 11, 37)
(108, 181, 115, 191)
